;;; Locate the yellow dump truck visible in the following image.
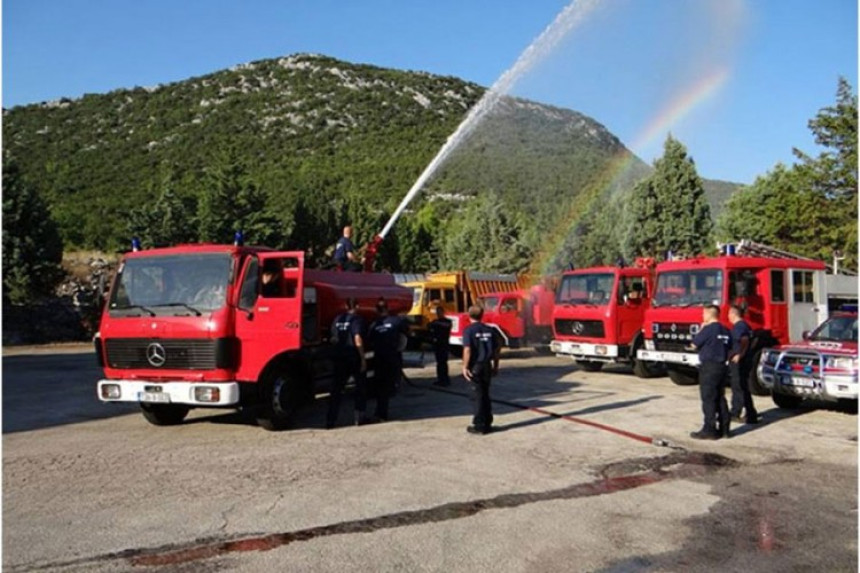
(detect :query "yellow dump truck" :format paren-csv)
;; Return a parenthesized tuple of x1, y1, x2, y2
(399, 271, 527, 348)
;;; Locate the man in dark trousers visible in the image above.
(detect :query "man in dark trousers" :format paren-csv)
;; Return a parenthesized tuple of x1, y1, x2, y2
(690, 304, 732, 440)
(428, 306, 452, 386)
(728, 305, 759, 424)
(462, 305, 502, 435)
(367, 298, 408, 422)
(332, 225, 361, 272)
(327, 297, 367, 428)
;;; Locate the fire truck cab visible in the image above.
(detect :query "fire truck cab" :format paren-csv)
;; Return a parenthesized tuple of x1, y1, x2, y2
(637, 245, 857, 392)
(95, 244, 411, 430)
(550, 262, 661, 375)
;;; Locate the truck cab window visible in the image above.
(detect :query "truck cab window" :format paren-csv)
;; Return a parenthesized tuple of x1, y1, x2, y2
(239, 258, 259, 310)
(770, 270, 785, 302)
(792, 270, 814, 303)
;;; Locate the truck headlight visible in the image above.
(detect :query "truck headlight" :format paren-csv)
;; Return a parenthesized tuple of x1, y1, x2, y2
(825, 356, 857, 370)
(100, 384, 121, 400)
(760, 350, 777, 367)
(194, 386, 221, 403)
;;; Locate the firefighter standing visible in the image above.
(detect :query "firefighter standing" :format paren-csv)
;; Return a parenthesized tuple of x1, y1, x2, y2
(728, 305, 759, 424)
(368, 298, 408, 422)
(428, 306, 452, 386)
(333, 225, 361, 272)
(327, 298, 367, 429)
(462, 305, 502, 435)
(690, 304, 732, 440)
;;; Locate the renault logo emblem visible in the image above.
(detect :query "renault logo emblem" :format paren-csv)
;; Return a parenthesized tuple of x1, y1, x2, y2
(146, 342, 167, 367)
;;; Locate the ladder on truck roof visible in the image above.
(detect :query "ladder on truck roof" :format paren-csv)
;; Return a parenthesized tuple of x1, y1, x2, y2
(734, 239, 855, 275)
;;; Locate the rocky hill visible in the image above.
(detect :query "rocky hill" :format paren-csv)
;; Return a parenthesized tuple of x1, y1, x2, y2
(3, 53, 736, 263)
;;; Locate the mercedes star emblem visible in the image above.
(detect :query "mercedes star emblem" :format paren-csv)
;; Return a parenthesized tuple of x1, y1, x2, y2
(146, 342, 167, 367)
(572, 321, 584, 335)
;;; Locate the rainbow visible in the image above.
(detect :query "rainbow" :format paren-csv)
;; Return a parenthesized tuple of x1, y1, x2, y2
(528, 65, 732, 278)
(630, 65, 730, 156)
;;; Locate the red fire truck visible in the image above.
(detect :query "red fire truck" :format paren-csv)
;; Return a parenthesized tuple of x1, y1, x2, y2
(476, 281, 556, 352)
(636, 243, 857, 393)
(549, 260, 662, 376)
(95, 243, 411, 430)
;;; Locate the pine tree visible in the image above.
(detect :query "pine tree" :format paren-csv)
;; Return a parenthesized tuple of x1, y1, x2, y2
(127, 171, 197, 248)
(625, 135, 713, 259)
(197, 149, 285, 246)
(2, 160, 65, 304)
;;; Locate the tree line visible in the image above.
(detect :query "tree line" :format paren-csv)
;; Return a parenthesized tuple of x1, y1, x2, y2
(3, 75, 856, 305)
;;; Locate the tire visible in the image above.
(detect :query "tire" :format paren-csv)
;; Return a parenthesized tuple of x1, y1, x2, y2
(632, 357, 664, 378)
(746, 350, 769, 396)
(631, 337, 664, 379)
(256, 369, 304, 431)
(667, 366, 698, 386)
(837, 399, 858, 415)
(140, 403, 190, 426)
(576, 360, 603, 372)
(449, 345, 463, 359)
(772, 392, 803, 409)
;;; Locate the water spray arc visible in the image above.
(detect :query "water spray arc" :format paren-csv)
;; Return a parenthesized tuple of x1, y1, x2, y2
(373, 0, 603, 245)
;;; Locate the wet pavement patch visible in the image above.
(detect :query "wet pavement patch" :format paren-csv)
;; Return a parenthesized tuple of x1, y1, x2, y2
(30, 451, 735, 569)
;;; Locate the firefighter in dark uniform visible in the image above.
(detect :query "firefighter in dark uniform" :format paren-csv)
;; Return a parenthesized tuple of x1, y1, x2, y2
(462, 305, 502, 435)
(367, 298, 408, 422)
(327, 297, 367, 429)
(333, 225, 361, 272)
(428, 306, 452, 386)
(728, 305, 759, 424)
(690, 304, 732, 440)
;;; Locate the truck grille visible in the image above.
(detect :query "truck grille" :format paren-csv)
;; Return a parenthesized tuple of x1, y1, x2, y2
(777, 352, 823, 373)
(653, 322, 696, 353)
(554, 319, 605, 338)
(105, 338, 219, 370)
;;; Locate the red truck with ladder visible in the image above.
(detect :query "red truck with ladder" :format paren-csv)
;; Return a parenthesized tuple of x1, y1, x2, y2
(549, 259, 662, 376)
(96, 242, 411, 430)
(636, 241, 858, 393)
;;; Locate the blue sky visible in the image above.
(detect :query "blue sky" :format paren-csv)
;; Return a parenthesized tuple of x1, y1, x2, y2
(3, 0, 857, 184)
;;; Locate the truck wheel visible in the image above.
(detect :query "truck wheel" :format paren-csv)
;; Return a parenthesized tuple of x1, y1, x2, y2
(746, 350, 769, 396)
(632, 358, 664, 379)
(772, 392, 803, 409)
(667, 366, 698, 386)
(576, 360, 603, 372)
(449, 345, 463, 358)
(140, 403, 190, 426)
(256, 370, 303, 431)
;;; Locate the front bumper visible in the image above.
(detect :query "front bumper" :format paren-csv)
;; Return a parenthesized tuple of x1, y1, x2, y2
(97, 379, 240, 406)
(758, 367, 857, 401)
(550, 340, 619, 362)
(637, 349, 700, 367)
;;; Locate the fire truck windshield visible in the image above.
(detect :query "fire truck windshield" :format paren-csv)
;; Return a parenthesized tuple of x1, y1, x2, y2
(556, 273, 614, 306)
(109, 253, 232, 315)
(482, 296, 500, 312)
(809, 315, 858, 343)
(653, 269, 723, 307)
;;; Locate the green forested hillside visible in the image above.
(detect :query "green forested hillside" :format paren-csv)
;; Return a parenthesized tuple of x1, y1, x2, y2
(2, 53, 736, 272)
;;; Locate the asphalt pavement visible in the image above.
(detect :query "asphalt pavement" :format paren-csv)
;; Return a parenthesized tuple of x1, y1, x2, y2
(3, 347, 857, 572)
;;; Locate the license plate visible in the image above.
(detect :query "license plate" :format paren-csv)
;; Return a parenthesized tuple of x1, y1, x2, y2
(139, 391, 171, 403)
(780, 375, 813, 388)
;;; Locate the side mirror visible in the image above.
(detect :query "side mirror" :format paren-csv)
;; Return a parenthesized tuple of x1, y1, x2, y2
(801, 330, 810, 340)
